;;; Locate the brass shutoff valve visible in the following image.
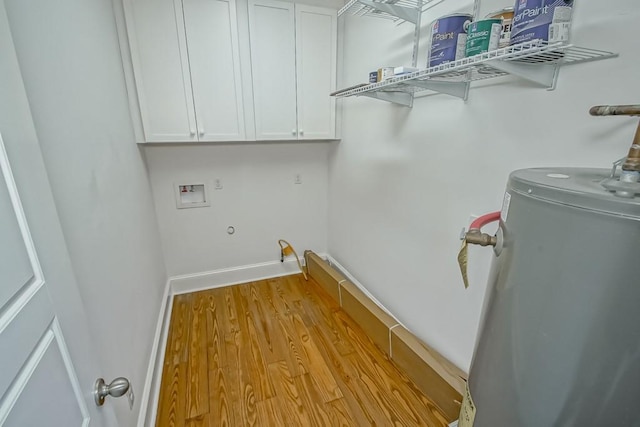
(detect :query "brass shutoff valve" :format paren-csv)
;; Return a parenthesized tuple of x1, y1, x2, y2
(458, 212, 501, 289)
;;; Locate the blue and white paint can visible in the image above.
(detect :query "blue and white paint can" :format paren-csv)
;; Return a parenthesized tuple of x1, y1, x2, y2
(510, 0, 573, 46)
(428, 14, 473, 67)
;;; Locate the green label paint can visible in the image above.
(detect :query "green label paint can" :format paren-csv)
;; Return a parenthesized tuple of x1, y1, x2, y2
(465, 19, 502, 57)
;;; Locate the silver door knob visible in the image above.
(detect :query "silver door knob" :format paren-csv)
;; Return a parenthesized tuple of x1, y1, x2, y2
(94, 377, 130, 406)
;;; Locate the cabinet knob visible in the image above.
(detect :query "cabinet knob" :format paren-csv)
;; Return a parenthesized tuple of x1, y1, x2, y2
(291, 129, 297, 136)
(198, 129, 205, 137)
(190, 129, 196, 136)
(299, 129, 304, 136)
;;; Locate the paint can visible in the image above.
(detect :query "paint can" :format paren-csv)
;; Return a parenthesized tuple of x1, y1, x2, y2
(465, 19, 502, 57)
(486, 7, 514, 48)
(510, 0, 573, 46)
(428, 14, 473, 67)
(369, 71, 378, 83)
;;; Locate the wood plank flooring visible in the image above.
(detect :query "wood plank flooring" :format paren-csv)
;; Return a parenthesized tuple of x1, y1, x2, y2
(156, 274, 450, 426)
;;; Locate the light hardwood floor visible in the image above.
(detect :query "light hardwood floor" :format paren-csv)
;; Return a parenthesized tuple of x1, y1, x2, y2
(156, 274, 450, 426)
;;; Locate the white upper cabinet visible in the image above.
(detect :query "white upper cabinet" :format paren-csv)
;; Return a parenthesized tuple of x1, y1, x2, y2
(124, 0, 245, 142)
(182, 0, 246, 141)
(124, 0, 336, 143)
(295, 4, 337, 140)
(248, 0, 297, 140)
(248, 0, 337, 141)
(124, 0, 197, 142)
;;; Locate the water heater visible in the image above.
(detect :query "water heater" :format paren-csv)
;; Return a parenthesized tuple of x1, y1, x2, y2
(467, 167, 640, 426)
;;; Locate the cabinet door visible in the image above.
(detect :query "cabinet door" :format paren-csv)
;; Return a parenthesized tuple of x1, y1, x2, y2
(295, 5, 337, 140)
(124, 0, 197, 142)
(248, 0, 297, 140)
(183, 0, 246, 141)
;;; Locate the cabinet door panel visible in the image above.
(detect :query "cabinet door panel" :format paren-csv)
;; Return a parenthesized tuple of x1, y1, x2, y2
(295, 5, 337, 140)
(183, 0, 246, 141)
(248, 0, 297, 140)
(124, 0, 197, 142)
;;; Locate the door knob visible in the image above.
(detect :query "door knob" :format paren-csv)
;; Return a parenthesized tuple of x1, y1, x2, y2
(94, 377, 130, 406)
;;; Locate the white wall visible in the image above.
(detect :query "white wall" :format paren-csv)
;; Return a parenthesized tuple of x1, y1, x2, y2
(330, 0, 639, 371)
(144, 143, 329, 276)
(132, 0, 335, 279)
(3, 0, 167, 425)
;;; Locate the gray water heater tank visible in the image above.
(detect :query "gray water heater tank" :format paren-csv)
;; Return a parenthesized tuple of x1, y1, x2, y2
(468, 167, 640, 427)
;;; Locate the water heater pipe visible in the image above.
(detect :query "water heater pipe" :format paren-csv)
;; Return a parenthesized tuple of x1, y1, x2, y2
(458, 211, 501, 288)
(469, 211, 501, 231)
(589, 104, 640, 172)
(589, 105, 640, 116)
(623, 122, 640, 172)
(466, 211, 501, 247)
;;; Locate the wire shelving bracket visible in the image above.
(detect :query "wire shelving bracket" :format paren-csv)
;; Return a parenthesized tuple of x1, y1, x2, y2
(338, 0, 429, 24)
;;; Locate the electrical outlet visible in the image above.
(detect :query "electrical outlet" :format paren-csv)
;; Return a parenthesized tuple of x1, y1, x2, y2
(214, 179, 223, 190)
(294, 173, 302, 185)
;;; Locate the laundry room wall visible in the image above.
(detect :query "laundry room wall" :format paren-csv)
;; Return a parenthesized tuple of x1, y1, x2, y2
(143, 142, 330, 277)
(329, 0, 639, 371)
(3, 0, 168, 424)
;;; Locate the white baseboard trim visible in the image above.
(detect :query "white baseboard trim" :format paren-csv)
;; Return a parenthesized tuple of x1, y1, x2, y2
(169, 258, 308, 295)
(323, 254, 407, 329)
(136, 278, 173, 427)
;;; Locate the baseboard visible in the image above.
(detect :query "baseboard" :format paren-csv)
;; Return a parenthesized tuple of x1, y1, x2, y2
(305, 251, 467, 423)
(136, 278, 173, 427)
(169, 258, 308, 295)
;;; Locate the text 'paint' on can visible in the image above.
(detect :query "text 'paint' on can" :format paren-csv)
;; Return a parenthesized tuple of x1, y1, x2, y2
(465, 19, 502, 57)
(428, 14, 473, 67)
(486, 7, 514, 48)
(510, 0, 573, 46)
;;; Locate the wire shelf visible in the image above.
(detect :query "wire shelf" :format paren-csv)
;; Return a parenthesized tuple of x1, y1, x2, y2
(333, 41, 618, 99)
(338, 0, 434, 24)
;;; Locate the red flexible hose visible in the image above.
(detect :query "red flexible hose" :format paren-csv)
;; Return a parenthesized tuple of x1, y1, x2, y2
(469, 211, 501, 230)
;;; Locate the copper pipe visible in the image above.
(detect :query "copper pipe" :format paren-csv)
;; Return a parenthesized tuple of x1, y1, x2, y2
(623, 121, 640, 172)
(590, 104, 640, 172)
(589, 105, 640, 116)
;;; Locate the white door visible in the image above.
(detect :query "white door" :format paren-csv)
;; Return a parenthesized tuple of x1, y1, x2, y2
(183, 0, 246, 142)
(248, 0, 298, 140)
(0, 6, 116, 426)
(295, 4, 337, 140)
